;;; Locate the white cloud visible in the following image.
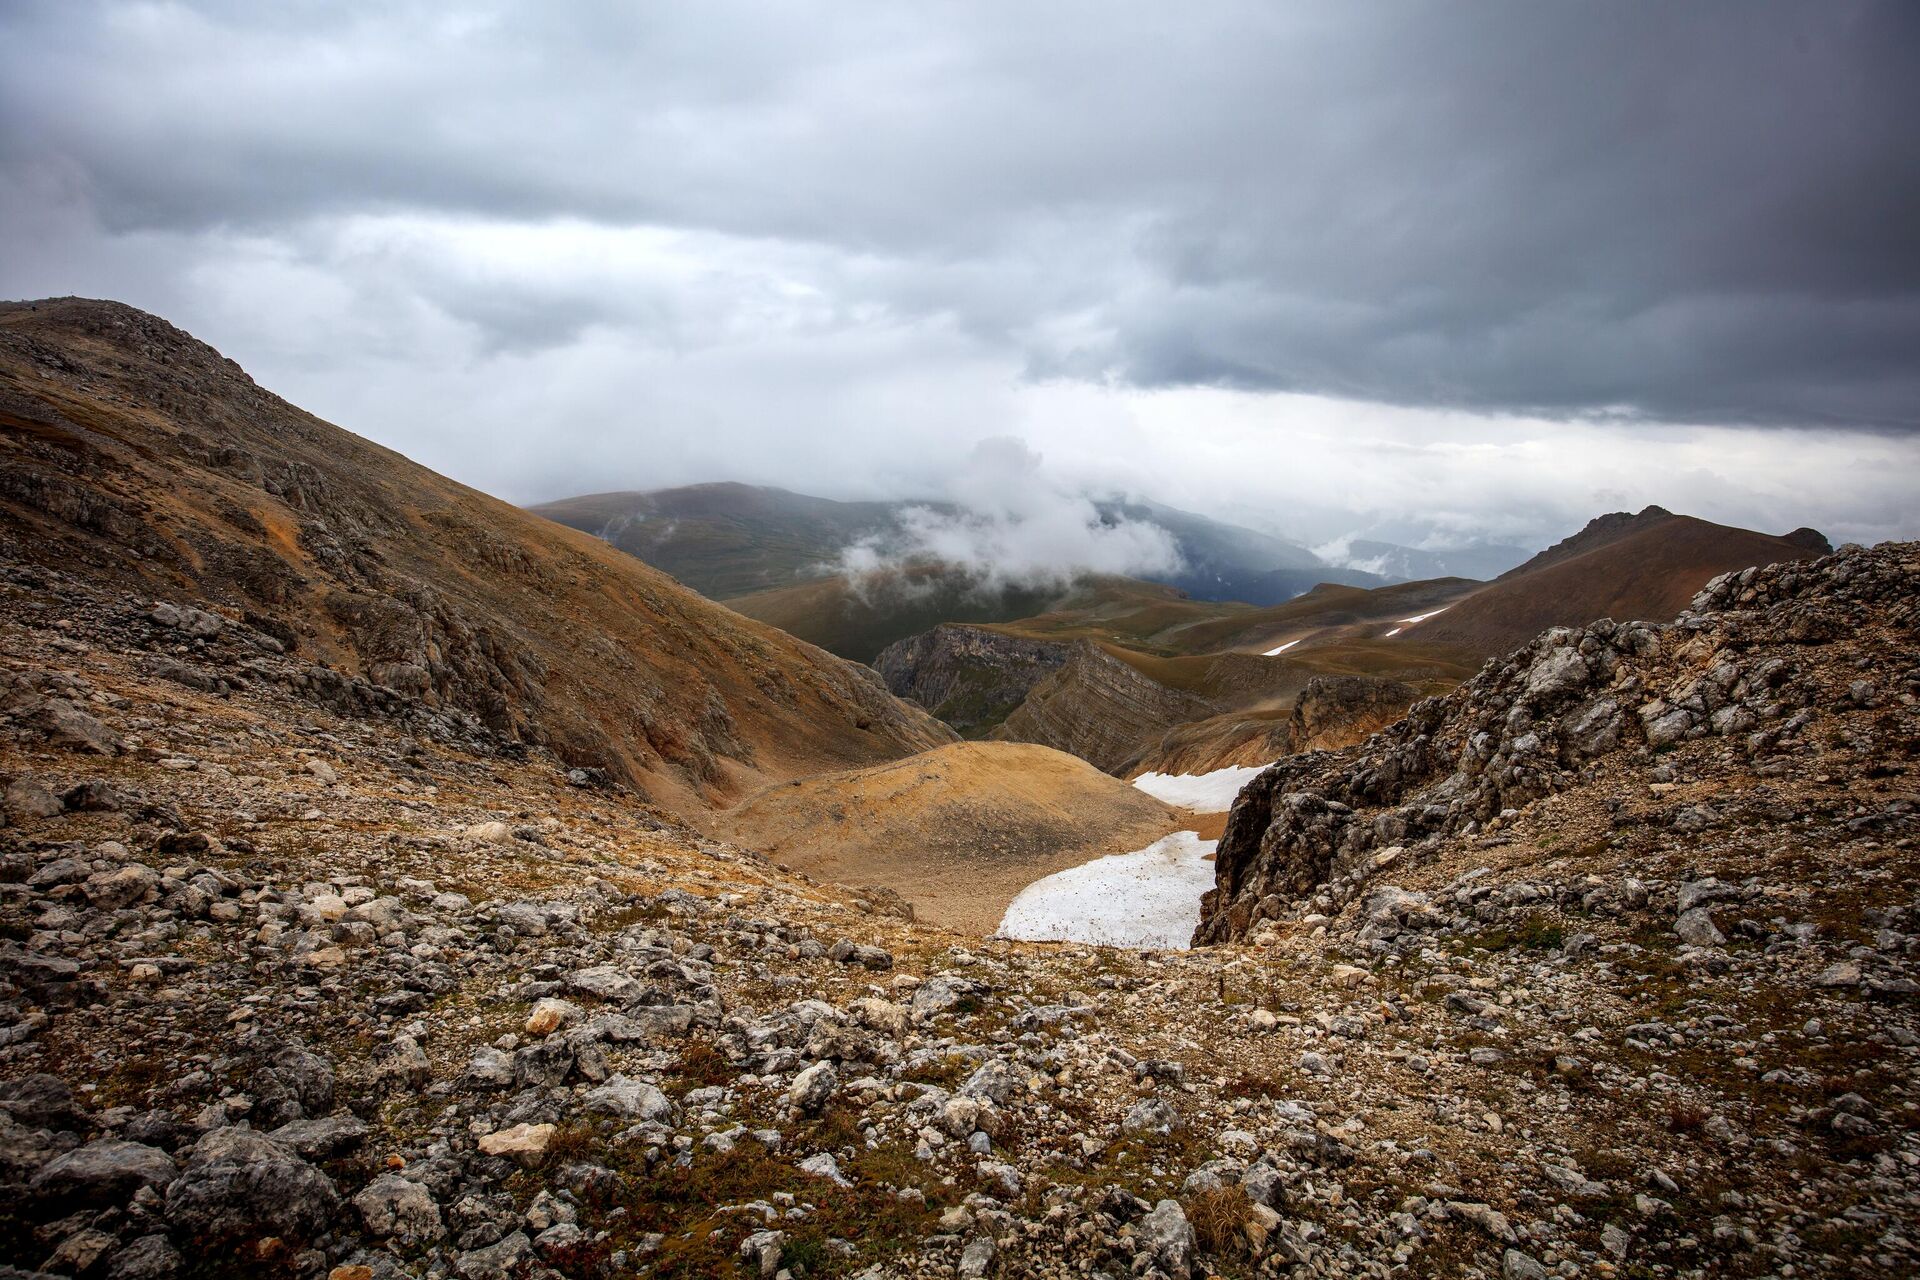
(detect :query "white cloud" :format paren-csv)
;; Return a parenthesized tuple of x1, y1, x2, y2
(834, 438, 1184, 591)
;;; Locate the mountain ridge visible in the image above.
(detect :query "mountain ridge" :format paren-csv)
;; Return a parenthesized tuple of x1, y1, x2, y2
(0, 297, 954, 810)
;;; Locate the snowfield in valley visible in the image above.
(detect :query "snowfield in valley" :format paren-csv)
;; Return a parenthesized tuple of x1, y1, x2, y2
(1130, 763, 1266, 812)
(995, 830, 1218, 949)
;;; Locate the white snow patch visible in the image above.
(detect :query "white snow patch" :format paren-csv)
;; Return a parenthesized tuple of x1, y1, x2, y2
(1262, 639, 1301, 655)
(1397, 607, 1449, 625)
(1383, 626, 1403, 637)
(996, 831, 1217, 950)
(1131, 764, 1265, 812)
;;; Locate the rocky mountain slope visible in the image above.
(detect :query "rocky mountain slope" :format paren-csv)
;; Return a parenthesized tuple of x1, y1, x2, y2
(0, 525, 1914, 1278)
(989, 644, 1223, 774)
(0, 299, 953, 811)
(1124, 675, 1420, 778)
(1413, 507, 1830, 660)
(1201, 540, 1915, 941)
(878, 578, 1477, 773)
(699, 742, 1180, 934)
(871, 627, 1069, 738)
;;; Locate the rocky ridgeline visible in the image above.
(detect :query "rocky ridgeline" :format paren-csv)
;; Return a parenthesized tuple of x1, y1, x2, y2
(1199, 542, 1920, 942)
(1, 542, 1917, 1279)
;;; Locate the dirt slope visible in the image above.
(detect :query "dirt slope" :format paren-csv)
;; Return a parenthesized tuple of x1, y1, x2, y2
(1416, 507, 1830, 658)
(700, 740, 1183, 932)
(0, 298, 953, 810)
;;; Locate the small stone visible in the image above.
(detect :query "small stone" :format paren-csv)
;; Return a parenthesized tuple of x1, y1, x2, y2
(739, 1229, 785, 1279)
(1814, 961, 1862, 986)
(525, 997, 581, 1036)
(1122, 1096, 1180, 1136)
(30, 1139, 177, 1206)
(354, 1173, 445, 1244)
(1674, 908, 1725, 947)
(583, 1075, 675, 1122)
(1502, 1248, 1550, 1280)
(787, 1061, 838, 1115)
(798, 1152, 851, 1186)
(1139, 1198, 1196, 1280)
(4, 777, 64, 819)
(958, 1235, 996, 1278)
(478, 1122, 555, 1160)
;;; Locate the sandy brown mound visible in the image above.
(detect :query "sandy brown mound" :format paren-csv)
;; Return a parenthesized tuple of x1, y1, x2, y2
(700, 741, 1183, 933)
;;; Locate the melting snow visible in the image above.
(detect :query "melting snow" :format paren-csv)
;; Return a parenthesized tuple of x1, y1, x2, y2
(1131, 764, 1265, 812)
(1262, 639, 1301, 655)
(1383, 627, 1402, 637)
(996, 831, 1217, 950)
(1397, 607, 1449, 625)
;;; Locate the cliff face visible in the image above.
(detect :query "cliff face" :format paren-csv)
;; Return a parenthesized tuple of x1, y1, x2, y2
(990, 641, 1218, 773)
(1124, 674, 1420, 777)
(871, 624, 1069, 736)
(1196, 541, 1918, 943)
(0, 298, 954, 808)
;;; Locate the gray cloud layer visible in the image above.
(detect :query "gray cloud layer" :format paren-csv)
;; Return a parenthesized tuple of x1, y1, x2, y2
(2, 2, 1917, 549)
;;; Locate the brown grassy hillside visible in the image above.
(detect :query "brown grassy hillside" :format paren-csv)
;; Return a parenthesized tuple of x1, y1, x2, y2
(1416, 508, 1830, 658)
(0, 298, 953, 811)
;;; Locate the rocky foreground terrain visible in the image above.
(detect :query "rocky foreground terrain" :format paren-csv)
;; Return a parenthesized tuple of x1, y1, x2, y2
(1, 499, 1917, 1280)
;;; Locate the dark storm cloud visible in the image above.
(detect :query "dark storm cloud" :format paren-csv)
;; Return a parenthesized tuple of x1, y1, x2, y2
(1, 0, 1917, 430)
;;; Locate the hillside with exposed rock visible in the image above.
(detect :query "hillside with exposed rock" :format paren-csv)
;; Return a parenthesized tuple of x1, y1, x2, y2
(0, 299, 953, 811)
(0, 300, 1913, 1280)
(989, 642, 1224, 773)
(1124, 675, 1421, 777)
(1199, 540, 1913, 942)
(871, 625, 1069, 737)
(0, 520, 1914, 1279)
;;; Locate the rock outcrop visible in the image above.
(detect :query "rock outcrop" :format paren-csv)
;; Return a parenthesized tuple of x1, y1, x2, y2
(991, 642, 1218, 773)
(1197, 541, 1916, 942)
(1126, 675, 1421, 777)
(873, 624, 1069, 736)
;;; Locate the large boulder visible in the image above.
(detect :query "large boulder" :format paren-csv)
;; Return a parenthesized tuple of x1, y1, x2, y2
(29, 1139, 176, 1208)
(163, 1128, 338, 1244)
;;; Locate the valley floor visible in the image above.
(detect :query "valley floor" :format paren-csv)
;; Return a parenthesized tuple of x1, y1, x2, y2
(1, 558, 1917, 1279)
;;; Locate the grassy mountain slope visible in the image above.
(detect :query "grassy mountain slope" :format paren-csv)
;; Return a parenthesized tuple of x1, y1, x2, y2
(530, 483, 908, 600)
(0, 298, 954, 811)
(1416, 508, 1831, 657)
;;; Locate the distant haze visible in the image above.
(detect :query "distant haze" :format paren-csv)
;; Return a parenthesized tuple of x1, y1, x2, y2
(3, 2, 1916, 552)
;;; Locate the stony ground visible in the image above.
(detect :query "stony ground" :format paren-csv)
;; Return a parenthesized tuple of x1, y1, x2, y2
(1, 550, 1916, 1279)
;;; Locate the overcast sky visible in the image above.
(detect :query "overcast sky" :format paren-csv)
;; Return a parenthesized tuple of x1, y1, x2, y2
(4, 1, 1917, 553)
